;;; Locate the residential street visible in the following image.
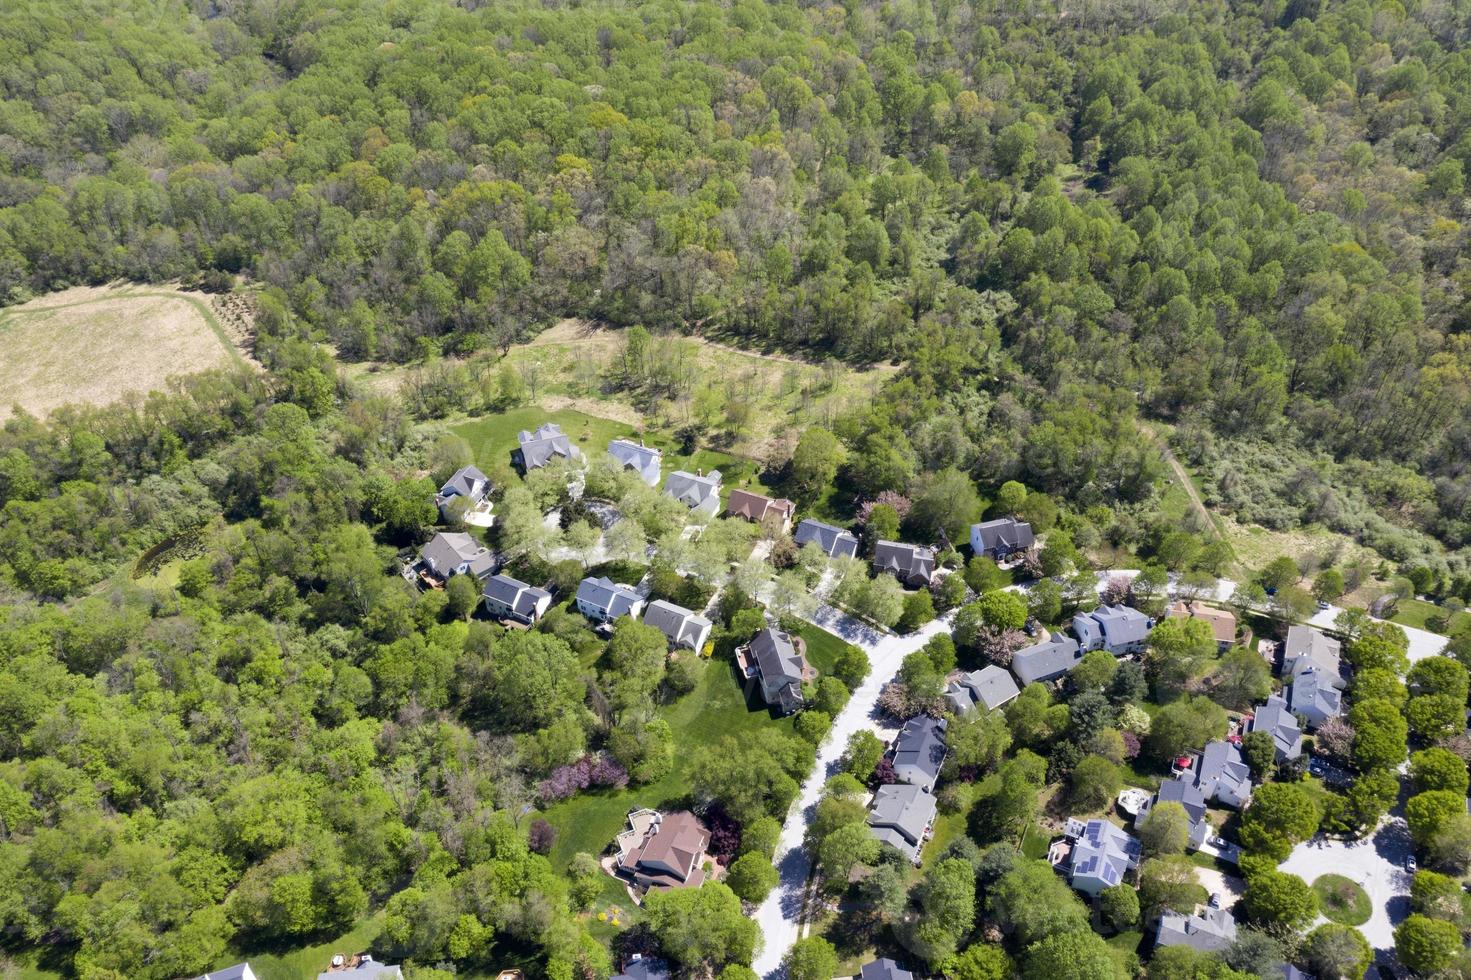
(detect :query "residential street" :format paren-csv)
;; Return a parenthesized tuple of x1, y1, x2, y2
(1278, 813, 1415, 952)
(750, 606, 954, 977)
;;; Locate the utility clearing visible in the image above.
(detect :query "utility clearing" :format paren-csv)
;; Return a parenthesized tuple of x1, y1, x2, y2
(0, 283, 255, 421)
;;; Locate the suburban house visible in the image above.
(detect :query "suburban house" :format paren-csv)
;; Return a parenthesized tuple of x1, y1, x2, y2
(318, 955, 402, 980)
(859, 960, 915, 980)
(945, 665, 1021, 715)
(515, 422, 582, 471)
(434, 465, 493, 526)
(663, 470, 722, 519)
(891, 715, 948, 792)
(1156, 907, 1238, 953)
(1289, 666, 1344, 730)
(575, 577, 646, 623)
(608, 439, 663, 486)
(725, 488, 796, 529)
(1165, 600, 1237, 651)
(643, 599, 713, 652)
(872, 540, 937, 587)
(737, 626, 815, 714)
(1284, 625, 1342, 679)
(867, 782, 937, 863)
(793, 518, 860, 559)
(614, 808, 711, 891)
(481, 574, 553, 626)
(1247, 696, 1304, 761)
(1073, 605, 1153, 655)
(199, 965, 258, 980)
(420, 531, 496, 582)
(1011, 633, 1083, 686)
(1053, 817, 1141, 896)
(1138, 739, 1253, 848)
(968, 517, 1035, 559)
(612, 955, 670, 980)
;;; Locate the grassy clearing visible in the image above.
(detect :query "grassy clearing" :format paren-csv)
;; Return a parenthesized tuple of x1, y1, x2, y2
(1312, 874, 1371, 926)
(537, 622, 845, 881)
(451, 406, 772, 502)
(0, 283, 253, 421)
(222, 914, 383, 980)
(1390, 597, 1471, 636)
(1021, 823, 1052, 860)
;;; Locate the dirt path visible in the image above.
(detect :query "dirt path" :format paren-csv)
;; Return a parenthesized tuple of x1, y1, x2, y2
(1139, 423, 1224, 545)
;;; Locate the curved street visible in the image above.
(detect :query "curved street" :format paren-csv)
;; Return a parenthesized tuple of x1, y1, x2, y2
(751, 605, 954, 977)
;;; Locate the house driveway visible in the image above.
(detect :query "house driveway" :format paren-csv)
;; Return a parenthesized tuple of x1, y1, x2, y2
(1277, 815, 1414, 952)
(749, 606, 954, 977)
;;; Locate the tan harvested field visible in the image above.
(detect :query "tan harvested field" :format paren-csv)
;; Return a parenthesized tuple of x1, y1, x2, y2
(0, 284, 254, 421)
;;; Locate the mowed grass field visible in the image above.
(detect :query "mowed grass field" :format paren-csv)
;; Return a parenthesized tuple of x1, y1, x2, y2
(0, 284, 251, 421)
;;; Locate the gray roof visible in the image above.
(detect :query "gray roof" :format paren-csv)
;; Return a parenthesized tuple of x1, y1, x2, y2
(971, 517, 1034, 553)
(1196, 739, 1252, 804)
(1065, 817, 1141, 889)
(1011, 633, 1082, 685)
(1156, 906, 1238, 953)
(892, 715, 948, 785)
(199, 965, 256, 980)
(867, 782, 937, 859)
(438, 465, 489, 501)
(482, 574, 551, 619)
(315, 961, 402, 980)
(1088, 604, 1152, 646)
(663, 469, 721, 510)
(643, 599, 712, 649)
(1285, 625, 1341, 678)
(576, 576, 642, 617)
(613, 956, 669, 980)
(420, 531, 495, 578)
(517, 422, 581, 469)
(750, 627, 804, 686)
(1155, 775, 1210, 845)
(861, 961, 915, 980)
(793, 518, 860, 559)
(1249, 695, 1303, 759)
(1288, 668, 1343, 724)
(946, 665, 1021, 714)
(872, 540, 936, 582)
(608, 439, 662, 485)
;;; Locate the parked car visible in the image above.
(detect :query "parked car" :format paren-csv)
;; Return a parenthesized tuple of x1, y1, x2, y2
(1210, 835, 1228, 848)
(1406, 855, 1417, 873)
(1208, 893, 1222, 909)
(1317, 600, 1330, 611)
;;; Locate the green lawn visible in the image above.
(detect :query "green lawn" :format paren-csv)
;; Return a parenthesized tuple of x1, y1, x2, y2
(221, 914, 384, 980)
(451, 406, 772, 502)
(537, 623, 845, 873)
(1312, 874, 1371, 926)
(1021, 823, 1052, 860)
(1390, 597, 1471, 636)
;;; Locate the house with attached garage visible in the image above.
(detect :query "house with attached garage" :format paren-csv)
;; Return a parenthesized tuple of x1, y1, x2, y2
(1283, 625, 1342, 680)
(515, 422, 582, 472)
(1137, 738, 1253, 848)
(1156, 906, 1238, 954)
(481, 574, 553, 626)
(419, 531, 496, 582)
(793, 518, 860, 559)
(1073, 605, 1153, 655)
(737, 626, 815, 715)
(1165, 600, 1237, 652)
(608, 438, 662, 487)
(968, 517, 1035, 559)
(890, 715, 948, 792)
(866, 782, 937, 863)
(945, 665, 1021, 715)
(434, 465, 493, 526)
(1288, 666, 1344, 730)
(614, 808, 712, 891)
(858, 960, 916, 980)
(725, 488, 796, 529)
(612, 955, 669, 980)
(1054, 817, 1141, 896)
(642, 599, 713, 652)
(575, 576, 646, 623)
(663, 470, 722, 519)
(1247, 695, 1304, 761)
(872, 540, 937, 588)
(1010, 633, 1083, 686)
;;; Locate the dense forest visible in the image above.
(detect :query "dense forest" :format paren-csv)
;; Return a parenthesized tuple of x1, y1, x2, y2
(2, 0, 1471, 567)
(5, 0, 1471, 977)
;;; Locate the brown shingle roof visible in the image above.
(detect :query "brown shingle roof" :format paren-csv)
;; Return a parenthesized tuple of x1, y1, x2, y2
(726, 489, 794, 524)
(1166, 600, 1236, 646)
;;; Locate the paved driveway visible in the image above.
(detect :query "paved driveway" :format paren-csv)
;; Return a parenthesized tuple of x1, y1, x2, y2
(750, 606, 954, 977)
(1278, 816, 1414, 952)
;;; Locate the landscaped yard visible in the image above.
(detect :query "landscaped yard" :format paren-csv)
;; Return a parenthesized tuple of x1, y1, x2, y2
(1390, 597, 1471, 636)
(451, 406, 773, 501)
(220, 914, 384, 980)
(1312, 873, 1371, 926)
